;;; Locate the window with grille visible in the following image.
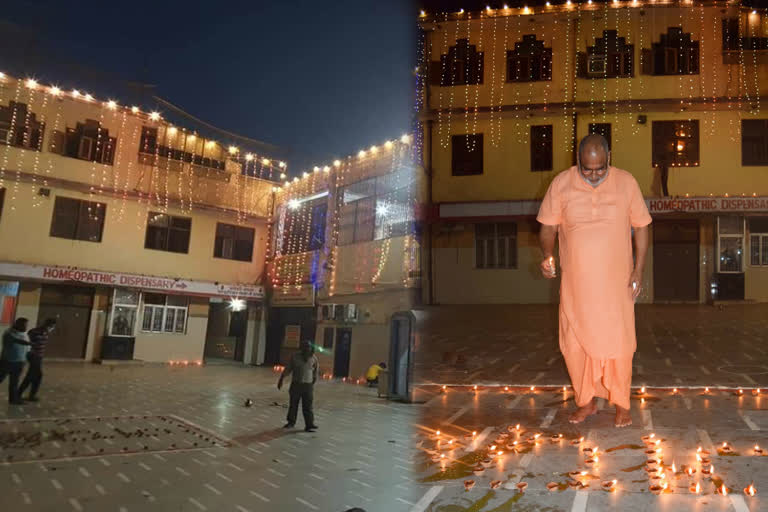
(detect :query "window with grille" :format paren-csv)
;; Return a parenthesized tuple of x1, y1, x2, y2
(652, 120, 699, 168)
(749, 218, 768, 267)
(475, 223, 517, 269)
(141, 293, 188, 334)
(214, 223, 255, 262)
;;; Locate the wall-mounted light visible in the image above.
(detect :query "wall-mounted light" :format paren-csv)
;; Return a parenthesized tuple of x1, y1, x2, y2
(229, 298, 246, 312)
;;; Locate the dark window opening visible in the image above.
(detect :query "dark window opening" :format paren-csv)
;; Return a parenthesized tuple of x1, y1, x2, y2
(0, 101, 44, 151)
(578, 30, 634, 78)
(214, 223, 255, 262)
(742, 120, 768, 166)
(648, 27, 700, 75)
(282, 199, 328, 254)
(451, 134, 483, 176)
(50, 196, 106, 242)
(531, 125, 553, 172)
(64, 120, 116, 165)
(145, 212, 191, 253)
(507, 35, 552, 82)
(440, 38, 484, 86)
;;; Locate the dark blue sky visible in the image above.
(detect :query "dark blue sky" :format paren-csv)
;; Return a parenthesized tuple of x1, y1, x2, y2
(0, 1, 417, 174)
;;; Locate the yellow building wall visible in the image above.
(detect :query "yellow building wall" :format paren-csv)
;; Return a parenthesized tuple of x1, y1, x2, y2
(0, 185, 267, 284)
(431, 109, 768, 204)
(427, 6, 768, 108)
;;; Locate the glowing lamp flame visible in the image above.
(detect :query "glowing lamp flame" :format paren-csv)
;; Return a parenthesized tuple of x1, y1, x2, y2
(695, 483, 701, 493)
(746, 484, 756, 496)
(721, 484, 728, 496)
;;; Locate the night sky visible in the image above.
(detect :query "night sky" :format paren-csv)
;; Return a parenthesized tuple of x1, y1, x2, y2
(0, 1, 417, 174)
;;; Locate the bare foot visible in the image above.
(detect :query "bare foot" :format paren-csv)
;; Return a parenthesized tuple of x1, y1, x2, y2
(614, 406, 632, 427)
(568, 399, 598, 424)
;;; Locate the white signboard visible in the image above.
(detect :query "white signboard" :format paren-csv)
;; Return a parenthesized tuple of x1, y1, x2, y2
(0, 262, 264, 299)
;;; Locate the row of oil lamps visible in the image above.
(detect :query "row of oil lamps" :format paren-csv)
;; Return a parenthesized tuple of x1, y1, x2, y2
(439, 384, 764, 395)
(427, 424, 760, 496)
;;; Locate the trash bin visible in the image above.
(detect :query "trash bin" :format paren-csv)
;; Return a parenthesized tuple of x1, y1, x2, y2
(377, 369, 389, 398)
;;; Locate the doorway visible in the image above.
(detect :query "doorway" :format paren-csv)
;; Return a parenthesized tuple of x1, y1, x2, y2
(389, 313, 414, 401)
(653, 219, 699, 301)
(203, 302, 247, 362)
(333, 328, 352, 378)
(39, 284, 94, 359)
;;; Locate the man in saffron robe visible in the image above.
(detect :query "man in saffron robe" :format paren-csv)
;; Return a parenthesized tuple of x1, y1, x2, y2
(537, 134, 651, 427)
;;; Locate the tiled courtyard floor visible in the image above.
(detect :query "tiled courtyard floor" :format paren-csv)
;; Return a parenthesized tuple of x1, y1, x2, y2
(0, 363, 422, 512)
(415, 304, 768, 388)
(412, 385, 768, 511)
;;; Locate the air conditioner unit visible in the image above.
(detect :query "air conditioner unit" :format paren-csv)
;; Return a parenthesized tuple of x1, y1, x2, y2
(344, 304, 358, 322)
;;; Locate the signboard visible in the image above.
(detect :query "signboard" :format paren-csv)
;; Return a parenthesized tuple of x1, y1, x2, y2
(284, 325, 301, 348)
(438, 197, 768, 219)
(646, 197, 768, 214)
(0, 262, 264, 299)
(271, 284, 315, 307)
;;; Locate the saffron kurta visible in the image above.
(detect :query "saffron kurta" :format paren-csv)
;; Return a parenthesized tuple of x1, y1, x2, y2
(537, 166, 652, 410)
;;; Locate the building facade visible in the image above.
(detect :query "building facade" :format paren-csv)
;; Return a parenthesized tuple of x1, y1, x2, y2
(418, 1, 768, 304)
(0, 73, 282, 363)
(266, 136, 421, 382)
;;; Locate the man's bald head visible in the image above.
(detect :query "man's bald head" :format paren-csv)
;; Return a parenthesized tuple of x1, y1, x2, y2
(577, 134, 610, 186)
(578, 134, 610, 162)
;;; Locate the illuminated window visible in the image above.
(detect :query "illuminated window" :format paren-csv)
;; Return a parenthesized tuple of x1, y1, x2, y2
(141, 293, 188, 334)
(652, 120, 699, 168)
(718, 216, 744, 273)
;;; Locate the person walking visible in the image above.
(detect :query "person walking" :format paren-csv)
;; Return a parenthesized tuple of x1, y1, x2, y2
(19, 318, 56, 402)
(0, 318, 31, 405)
(537, 134, 651, 428)
(277, 340, 319, 432)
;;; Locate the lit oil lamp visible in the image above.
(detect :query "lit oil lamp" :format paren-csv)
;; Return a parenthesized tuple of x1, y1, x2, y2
(563, 386, 567, 393)
(464, 480, 475, 491)
(646, 460, 659, 470)
(473, 464, 485, 476)
(744, 483, 756, 496)
(585, 457, 597, 467)
(673, 388, 678, 394)
(441, 385, 447, 393)
(718, 484, 728, 496)
(649, 483, 664, 495)
(571, 436, 584, 446)
(690, 482, 701, 494)
(547, 481, 559, 492)
(583, 446, 594, 456)
(704, 387, 710, 394)
(516, 482, 528, 493)
(601, 479, 617, 492)
(755, 445, 763, 455)
(504, 386, 509, 392)
(669, 462, 676, 474)
(702, 464, 713, 478)
(753, 388, 761, 396)
(568, 470, 582, 479)
(490, 480, 502, 490)
(720, 442, 733, 454)
(473, 385, 478, 392)
(686, 467, 695, 477)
